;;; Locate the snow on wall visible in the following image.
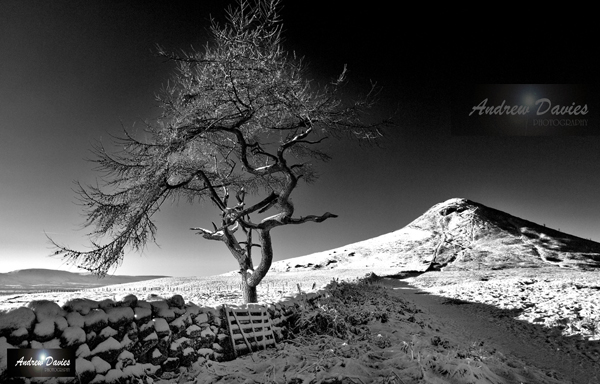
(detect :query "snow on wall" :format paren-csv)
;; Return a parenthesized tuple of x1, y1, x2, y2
(0, 291, 323, 383)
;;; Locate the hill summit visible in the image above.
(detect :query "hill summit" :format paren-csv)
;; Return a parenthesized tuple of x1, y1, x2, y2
(271, 198, 600, 273)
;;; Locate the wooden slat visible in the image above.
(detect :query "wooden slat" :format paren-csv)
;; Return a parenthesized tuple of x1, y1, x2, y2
(264, 312, 277, 346)
(223, 305, 237, 358)
(235, 322, 268, 331)
(231, 333, 275, 341)
(231, 307, 253, 353)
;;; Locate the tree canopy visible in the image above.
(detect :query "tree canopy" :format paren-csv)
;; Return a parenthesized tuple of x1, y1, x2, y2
(50, 0, 388, 302)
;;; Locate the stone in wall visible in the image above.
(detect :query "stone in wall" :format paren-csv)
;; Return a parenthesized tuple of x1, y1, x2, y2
(66, 311, 85, 328)
(133, 306, 152, 325)
(90, 337, 124, 364)
(153, 317, 171, 338)
(7, 327, 29, 346)
(105, 306, 134, 328)
(63, 298, 99, 315)
(84, 308, 108, 333)
(0, 307, 35, 343)
(61, 326, 86, 349)
(76, 356, 96, 384)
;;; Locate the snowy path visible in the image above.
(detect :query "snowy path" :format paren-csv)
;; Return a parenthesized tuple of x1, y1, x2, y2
(382, 278, 599, 384)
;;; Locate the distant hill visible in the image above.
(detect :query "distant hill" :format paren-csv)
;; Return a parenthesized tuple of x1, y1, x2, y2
(0, 268, 168, 293)
(268, 198, 600, 274)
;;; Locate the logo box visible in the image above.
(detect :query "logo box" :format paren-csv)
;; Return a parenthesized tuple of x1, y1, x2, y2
(451, 84, 597, 136)
(7, 349, 76, 378)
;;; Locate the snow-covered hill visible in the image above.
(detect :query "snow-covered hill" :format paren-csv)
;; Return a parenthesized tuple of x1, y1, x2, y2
(266, 198, 600, 274)
(0, 268, 167, 294)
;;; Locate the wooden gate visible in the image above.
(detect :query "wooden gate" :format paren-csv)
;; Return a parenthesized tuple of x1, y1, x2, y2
(223, 304, 276, 357)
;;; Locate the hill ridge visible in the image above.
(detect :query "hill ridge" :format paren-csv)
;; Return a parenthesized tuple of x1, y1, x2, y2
(0, 268, 168, 293)
(266, 198, 600, 274)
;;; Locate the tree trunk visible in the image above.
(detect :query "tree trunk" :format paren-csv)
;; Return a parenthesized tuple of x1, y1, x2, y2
(241, 272, 258, 303)
(237, 229, 274, 304)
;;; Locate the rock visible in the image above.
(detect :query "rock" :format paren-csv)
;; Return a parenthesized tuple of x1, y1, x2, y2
(120, 334, 135, 350)
(122, 363, 162, 379)
(123, 322, 138, 343)
(169, 315, 189, 335)
(185, 303, 201, 317)
(17, 339, 29, 348)
(105, 306, 134, 328)
(136, 300, 152, 309)
(90, 374, 107, 384)
(197, 348, 214, 359)
(194, 313, 209, 325)
(214, 352, 225, 362)
(86, 331, 99, 350)
(90, 337, 124, 364)
(0, 337, 16, 380)
(157, 307, 176, 322)
(131, 331, 158, 357)
(157, 335, 171, 355)
(186, 324, 202, 339)
(7, 327, 29, 345)
(0, 307, 36, 336)
(118, 294, 138, 308)
(138, 321, 155, 341)
(162, 357, 180, 372)
(97, 298, 117, 310)
(169, 337, 191, 358)
(33, 319, 56, 342)
(133, 306, 152, 324)
(199, 327, 216, 347)
(91, 356, 111, 375)
(31, 338, 60, 349)
(149, 299, 169, 311)
(149, 299, 175, 320)
(55, 316, 69, 332)
(61, 326, 87, 348)
(66, 311, 85, 328)
(27, 300, 66, 322)
(63, 298, 99, 315)
(149, 347, 168, 365)
(153, 318, 171, 338)
(172, 307, 186, 316)
(84, 309, 108, 333)
(115, 350, 135, 370)
(180, 347, 197, 367)
(168, 294, 185, 309)
(76, 343, 91, 358)
(75, 357, 96, 384)
(98, 326, 118, 340)
(203, 307, 219, 323)
(104, 368, 126, 384)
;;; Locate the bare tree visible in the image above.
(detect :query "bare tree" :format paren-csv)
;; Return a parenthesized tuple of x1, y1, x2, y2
(49, 0, 388, 303)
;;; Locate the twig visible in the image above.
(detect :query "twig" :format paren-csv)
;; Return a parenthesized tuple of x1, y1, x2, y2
(392, 371, 407, 384)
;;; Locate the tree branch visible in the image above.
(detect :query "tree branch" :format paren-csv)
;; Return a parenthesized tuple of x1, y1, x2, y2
(288, 212, 338, 225)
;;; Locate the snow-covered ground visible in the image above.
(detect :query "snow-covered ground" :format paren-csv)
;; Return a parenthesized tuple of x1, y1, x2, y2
(2, 267, 599, 383)
(144, 274, 600, 383)
(0, 270, 367, 312)
(406, 268, 600, 342)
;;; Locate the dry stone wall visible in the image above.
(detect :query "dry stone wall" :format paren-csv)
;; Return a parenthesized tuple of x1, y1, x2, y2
(0, 291, 323, 384)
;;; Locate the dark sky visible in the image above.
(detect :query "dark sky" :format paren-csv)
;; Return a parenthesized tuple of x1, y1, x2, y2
(2, 1, 599, 276)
